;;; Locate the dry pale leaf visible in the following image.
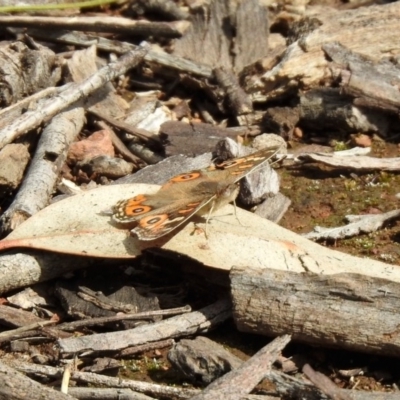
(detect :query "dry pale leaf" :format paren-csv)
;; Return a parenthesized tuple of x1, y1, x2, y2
(1, 185, 400, 282)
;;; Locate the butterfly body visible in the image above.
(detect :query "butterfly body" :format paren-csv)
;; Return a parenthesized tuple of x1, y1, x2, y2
(112, 146, 279, 240)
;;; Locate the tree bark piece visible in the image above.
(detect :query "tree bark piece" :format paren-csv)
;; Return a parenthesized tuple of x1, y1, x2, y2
(231, 266, 400, 356)
(173, 0, 269, 73)
(189, 335, 291, 400)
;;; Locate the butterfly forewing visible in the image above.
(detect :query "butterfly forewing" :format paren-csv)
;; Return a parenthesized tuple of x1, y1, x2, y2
(111, 145, 281, 240)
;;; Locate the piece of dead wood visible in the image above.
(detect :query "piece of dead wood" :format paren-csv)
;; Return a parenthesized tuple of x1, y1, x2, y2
(0, 304, 45, 327)
(55, 280, 160, 329)
(25, 29, 213, 78)
(117, 338, 174, 358)
(67, 387, 156, 400)
(267, 370, 398, 400)
(80, 357, 120, 374)
(0, 46, 147, 150)
(323, 41, 400, 113)
(231, 266, 400, 357)
(57, 306, 190, 332)
(189, 335, 291, 400)
(299, 88, 389, 136)
(246, 2, 400, 100)
(0, 251, 98, 296)
(298, 152, 400, 171)
(0, 107, 84, 233)
(0, 40, 60, 108)
(262, 107, 300, 141)
(0, 15, 190, 38)
(132, 0, 189, 21)
(90, 109, 161, 148)
(160, 121, 239, 157)
(0, 324, 72, 344)
(213, 67, 253, 117)
(58, 298, 231, 355)
(173, 0, 269, 73)
(76, 286, 139, 313)
(8, 360, 200, 399)
(303, 364, 352, 400)
(0, 361, 76, 400)
(6, 360, 395, 400)
(304, 210, 400, 241)
(0, 319, 56, 342)
(0, 86, 62, 131)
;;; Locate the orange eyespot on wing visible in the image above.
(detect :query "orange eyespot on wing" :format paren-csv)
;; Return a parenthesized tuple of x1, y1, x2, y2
(113, 194, 152, 221)
(169, 172, 202, 183)
(135, 213, 186, 238)
(139, 214, 169, 229)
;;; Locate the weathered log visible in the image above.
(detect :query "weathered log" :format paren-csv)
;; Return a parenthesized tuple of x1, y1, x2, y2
(231, 266, 400, 356)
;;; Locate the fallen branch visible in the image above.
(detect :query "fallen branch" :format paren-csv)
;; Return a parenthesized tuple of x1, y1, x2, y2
(58, 298, 231, 355)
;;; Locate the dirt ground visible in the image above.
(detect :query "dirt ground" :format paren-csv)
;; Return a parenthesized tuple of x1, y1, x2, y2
(280, 141, 400, 265)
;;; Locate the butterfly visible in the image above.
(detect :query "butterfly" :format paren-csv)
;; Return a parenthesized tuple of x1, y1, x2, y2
(111, 146, 280, 240)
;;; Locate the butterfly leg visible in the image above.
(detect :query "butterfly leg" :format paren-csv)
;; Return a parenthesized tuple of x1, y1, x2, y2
(202, 200, 220, 239)
(232, 199, 244, 226)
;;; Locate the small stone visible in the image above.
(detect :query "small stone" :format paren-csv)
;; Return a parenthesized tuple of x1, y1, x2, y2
(67, 130, 114, 164)
(293, 126, 303, 139)
(0, 143, 30, 191)
(350, 134, 372, 148)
